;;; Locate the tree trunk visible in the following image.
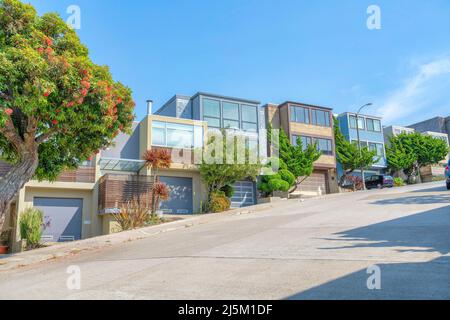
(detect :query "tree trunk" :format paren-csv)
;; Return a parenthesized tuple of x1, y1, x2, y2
(0, 151, 39, 231)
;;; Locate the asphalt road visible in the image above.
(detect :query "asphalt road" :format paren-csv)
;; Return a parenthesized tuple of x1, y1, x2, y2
(0, 182, 449, 300)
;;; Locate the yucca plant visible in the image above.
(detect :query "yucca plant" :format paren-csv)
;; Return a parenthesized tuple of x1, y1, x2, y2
(112, 200, 149, 231)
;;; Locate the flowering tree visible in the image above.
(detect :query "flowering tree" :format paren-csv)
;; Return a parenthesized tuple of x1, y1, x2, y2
(142, 149, 172, 216)
(0, 0, 135, 228)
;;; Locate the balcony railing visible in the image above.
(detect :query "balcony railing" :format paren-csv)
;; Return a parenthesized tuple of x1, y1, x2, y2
(0, 160, 95, 183)
(98, 174, 154, 213)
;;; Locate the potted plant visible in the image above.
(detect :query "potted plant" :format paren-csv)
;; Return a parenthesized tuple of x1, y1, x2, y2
(0, 228, 12, 254)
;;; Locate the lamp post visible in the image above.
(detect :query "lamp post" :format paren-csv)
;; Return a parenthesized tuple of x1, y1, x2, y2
(356, 103, 373, 190)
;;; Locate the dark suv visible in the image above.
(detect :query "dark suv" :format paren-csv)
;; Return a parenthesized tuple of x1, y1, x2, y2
(365, 175, 394, 190)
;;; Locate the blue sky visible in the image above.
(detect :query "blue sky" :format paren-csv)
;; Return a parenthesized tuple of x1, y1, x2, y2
(28, 0, 450, 126)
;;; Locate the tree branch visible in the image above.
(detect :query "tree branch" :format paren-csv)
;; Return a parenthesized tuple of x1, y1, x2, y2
(35, 127, 57, 144)
(0, 115, 24, 152)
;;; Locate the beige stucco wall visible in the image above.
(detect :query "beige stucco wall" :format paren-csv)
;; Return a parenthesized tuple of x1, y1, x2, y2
(290, 122, 334, 138)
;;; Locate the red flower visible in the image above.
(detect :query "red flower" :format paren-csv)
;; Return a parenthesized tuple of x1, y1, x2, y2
(51, 119, 58, 125)
(5, 108, 13, 116)
(43, 91, 50, 97)
(77, 98, 84, 105)
(37, 47, 44, 54)
(45, 47, 53, 54)
(117, 97, 122, 104)
(45, 37, 53, 46)
(81, 88, 88, 96)
(67, 101, 75, 108)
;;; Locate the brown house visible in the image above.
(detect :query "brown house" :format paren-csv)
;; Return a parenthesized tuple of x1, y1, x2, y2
(265, 102, 339, 195)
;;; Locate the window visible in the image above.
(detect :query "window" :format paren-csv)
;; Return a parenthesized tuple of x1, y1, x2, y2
(152, 121, 166, 146)
(152, 121, 200, 149)
(349, 115, 365, 130)
(241, 104, 257, 132)
(203, 98, 221, 128)
(316, 138, 333, 155)
(311, 109, 331, 127)
(290, 106, 310, 124)
(223, 119, 240, 130)
(292, 135, 312, 150)
(223, 102, 239, 120)
(351, 140, 369, 149)
(367, 118, 381, 132)
(369, 142, 385, 157)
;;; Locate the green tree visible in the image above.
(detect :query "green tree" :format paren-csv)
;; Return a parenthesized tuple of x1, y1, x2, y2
(258, 157, 296, 197)
(199, 130, 261, 211)
(272, 127, 322, 193)
(334, 118, 378, 186)
(386, 132, 449, 182)
(0, 0, 135, 228)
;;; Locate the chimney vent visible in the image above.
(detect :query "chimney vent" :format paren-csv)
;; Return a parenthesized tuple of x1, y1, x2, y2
(146, 100, 153, 115)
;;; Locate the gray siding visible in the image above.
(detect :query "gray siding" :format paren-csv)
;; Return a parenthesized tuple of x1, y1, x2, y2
(102, 122, 140, 160)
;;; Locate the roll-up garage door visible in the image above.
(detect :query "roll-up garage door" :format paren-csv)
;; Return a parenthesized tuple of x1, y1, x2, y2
(299, 170, 329, 194)
(230, 181, 256, 208)
(159, 177, 193, 214)
(33, 198, 83, 242)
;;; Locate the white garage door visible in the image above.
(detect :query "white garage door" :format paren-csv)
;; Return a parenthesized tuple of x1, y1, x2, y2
(300, 171, 329, 194)
(230, 181, 255, 208)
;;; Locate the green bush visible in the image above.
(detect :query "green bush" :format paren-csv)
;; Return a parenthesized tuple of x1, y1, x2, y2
(209, 191, 231, 213)
(279, 169, 296, 187)
(268, 178, 290, 192)
(394, 177, 406, 187)
(220, 184, 235, 198)
(19, 208, 44, 249)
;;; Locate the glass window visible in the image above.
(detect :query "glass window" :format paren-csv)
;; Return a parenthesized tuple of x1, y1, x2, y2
(311, 109, 330, 127)
(241, 105, 257, 122)
(315, 138, 333, 155)
(349, 115, 365, 130)
(292, 135, 312, 150)
(223, 119, 240, 130)
(204, 117, 221, 128)
(152, 121, 166, 146)
(242, 122, 257, 132)
(290, 106, 310, 124)
(369, 142, 384, 157)
(166, 123, 194, 149)
(223, 102, 239, 120)
(367, 118, 381, 132)
(203, 98, 221, 118)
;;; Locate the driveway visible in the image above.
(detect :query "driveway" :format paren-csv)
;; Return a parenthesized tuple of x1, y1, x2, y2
(0, 182, 449, 300)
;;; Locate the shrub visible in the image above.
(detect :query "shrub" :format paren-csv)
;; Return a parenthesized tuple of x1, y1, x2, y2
(279, 169, 296, 187)
(258, 168, 296, 197)
(112, 200, 150, 231)
(19, 208, 44, 249)
(394, 177, 406, 187)
(343, 175, 364, 191)
(209, 191, 231, 213)
(220, 185, 235, 198)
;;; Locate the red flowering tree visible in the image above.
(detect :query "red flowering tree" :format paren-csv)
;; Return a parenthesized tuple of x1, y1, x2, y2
(142, 149, 172, 217)
(0, 0, 135, 228)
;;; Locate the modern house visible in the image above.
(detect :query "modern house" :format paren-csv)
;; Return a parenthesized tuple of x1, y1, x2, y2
(337, 112, 387, 179)
(1, 92, 265, 252)
(265, 102, 339, 196)
(155, 92, 267, 208)
(384, 124, 450, 182)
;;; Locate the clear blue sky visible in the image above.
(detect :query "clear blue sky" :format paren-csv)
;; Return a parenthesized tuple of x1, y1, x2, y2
(28, 0, 450, 126)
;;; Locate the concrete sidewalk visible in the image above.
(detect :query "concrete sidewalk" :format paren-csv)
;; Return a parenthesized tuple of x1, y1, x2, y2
(0, 200, 282, 272)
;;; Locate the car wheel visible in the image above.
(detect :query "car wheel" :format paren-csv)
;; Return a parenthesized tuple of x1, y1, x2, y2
(377, 184, 382, 189)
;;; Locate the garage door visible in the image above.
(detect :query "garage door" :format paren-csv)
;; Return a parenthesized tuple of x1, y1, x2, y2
(33, 198, 83, 242)
(299, 171, 329, 194)
(159, 177, 193, 214)
(231, 181, 255, 208)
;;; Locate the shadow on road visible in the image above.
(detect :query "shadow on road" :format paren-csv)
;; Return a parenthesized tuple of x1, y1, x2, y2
(287, 205, 450, 299)
(371, 194, 450, 205)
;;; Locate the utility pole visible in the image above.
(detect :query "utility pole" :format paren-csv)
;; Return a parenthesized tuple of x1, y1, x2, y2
(356, 103, 373, 190)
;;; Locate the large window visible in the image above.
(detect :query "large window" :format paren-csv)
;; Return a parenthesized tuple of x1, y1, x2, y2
(311, 109, 331, 127)
(152, 121, 202, 149)
(367, 118, 381, 132)
(292, 135, 333, 155)
(290, 106, 310, 124)
(369, 142, 385, 157)
(222, 101, 240, 130)
(203, 98, 221, 128)
(349, 115, 365, 130)
(241, 104, 258, 132)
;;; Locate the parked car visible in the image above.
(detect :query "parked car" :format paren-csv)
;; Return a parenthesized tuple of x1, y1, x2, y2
(445, 163, 450, 190)
(365, 175, 394, 190)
